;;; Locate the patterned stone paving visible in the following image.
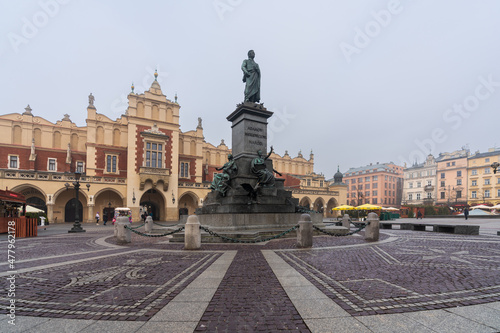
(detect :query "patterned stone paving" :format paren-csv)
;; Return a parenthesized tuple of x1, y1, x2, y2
(195, 248, 309, 332)
(277, 232, 500, 316)
(0, 249, 221, 321)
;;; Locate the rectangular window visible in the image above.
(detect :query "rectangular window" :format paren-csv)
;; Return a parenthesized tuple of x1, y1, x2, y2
(48, 158, 56, 171)
(76, 161, 84, 173)
(307, 179, 311, 186)
(440, 192, 445, 199)
(471, 191, 477, 199)
(485, 158, 490, 163)
(180, 162, 190, 178)
(457, 179, 462, 186)
(373, 183, 378, 189)
(351, 186, 356, 191)
(456, 190, 462, 199)
(472, 180, 477, 186)
(485, 167, 491, 174)
(457, 170, 462, 177)
(498, 178, 500, 184)
(427, 180, 432, 186)
(145, 141, 163, 168)
(365, 184, 370, 189)
(372, 190, 377, 196)
(365, 191, 370, 197)
(427, 192, 432, 199)
(409, 183, 413, 189)
(485, 179, 491, 185)
(365, 177, 370, 182)
(358, 185, 363, 190)
(319, 180, 323, 187)
(497, 189, 500, 197)
(452, 162, 455, 166)
(9, 155, 18, 169)
(372, 176, 378, 181)
(485, 190, 490, 198)
(106, 155, 118, 173)
(373, 198, 377, 204)
(471, 169, 478, 175)
(440, 181, 445, 187)
(385, 175, 388, 180)
(346, 193, 349, 198)
(441, 173, 445, 179)
(358, 178, 363, 183)
(416, 193, 421, 200)
(351, 179, 356, 184)
(446, 162, 450, 167)
(417, 182, 421, 188)
(345, 180, 349, 185)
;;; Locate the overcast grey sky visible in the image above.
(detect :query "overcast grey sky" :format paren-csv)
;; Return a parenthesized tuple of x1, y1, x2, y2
(1, 0, 499, 178)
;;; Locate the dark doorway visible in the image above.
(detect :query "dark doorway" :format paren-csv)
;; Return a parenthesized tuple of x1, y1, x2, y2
(65, 198, 83, 223)
(103, 207, 114, 223)
(140, 200, 159, 220)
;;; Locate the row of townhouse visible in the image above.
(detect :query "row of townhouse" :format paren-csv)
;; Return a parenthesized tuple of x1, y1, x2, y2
(403, 148, 500, 208)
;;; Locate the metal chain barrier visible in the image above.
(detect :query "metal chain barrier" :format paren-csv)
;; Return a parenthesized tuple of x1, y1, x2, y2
(129, 223, 145, 230)
(313, 223, 368, 237)
(124, 225, 185, 237)
(199, 225, 299, 244)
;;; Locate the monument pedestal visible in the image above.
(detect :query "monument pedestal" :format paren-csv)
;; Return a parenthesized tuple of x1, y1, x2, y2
(196, 102, 305, 233)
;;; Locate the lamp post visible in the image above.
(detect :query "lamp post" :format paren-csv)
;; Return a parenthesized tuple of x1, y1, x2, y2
(67, 172, 89, 233)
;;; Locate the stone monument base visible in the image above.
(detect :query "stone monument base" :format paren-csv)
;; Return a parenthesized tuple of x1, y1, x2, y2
(197, 212, 323, 232)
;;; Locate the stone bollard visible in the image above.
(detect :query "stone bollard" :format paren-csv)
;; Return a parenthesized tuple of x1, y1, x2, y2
(145, 216, 153, 233)
(364, 212, 380, 242)
(297, 214, 313, 248)
(184, 215, 201, 250)
(115, 216, 131, 244)
(342, 214, 351, 229)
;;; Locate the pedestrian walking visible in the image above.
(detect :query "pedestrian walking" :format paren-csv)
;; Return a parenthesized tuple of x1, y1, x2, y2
(95, 212, 100, 225)
(464, 207, 469, 220)
(417, 211, 422, 219)
(103, 213, 108, 225)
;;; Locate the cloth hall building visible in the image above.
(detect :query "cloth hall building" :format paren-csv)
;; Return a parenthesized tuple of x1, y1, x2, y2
(0, 75, 346, 223)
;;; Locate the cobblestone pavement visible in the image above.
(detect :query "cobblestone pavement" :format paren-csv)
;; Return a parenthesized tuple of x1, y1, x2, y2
(0, 219, 500, 332)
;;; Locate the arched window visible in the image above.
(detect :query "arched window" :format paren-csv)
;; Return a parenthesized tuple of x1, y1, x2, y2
(12, 125, 22, 144)
(53, 131, 61, 149)
(113, 128, 120, 146)
(137, 102, 144, 117)
(71, 133, 79, 151)
(34, 128, 42, 146)
(96, 126, 104, 144)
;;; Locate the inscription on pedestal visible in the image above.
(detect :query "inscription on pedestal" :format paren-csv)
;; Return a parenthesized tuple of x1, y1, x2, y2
(245, 126, 266, 147)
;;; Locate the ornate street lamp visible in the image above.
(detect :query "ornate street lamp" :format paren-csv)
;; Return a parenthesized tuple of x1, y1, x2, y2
(67, 172, 89, 233)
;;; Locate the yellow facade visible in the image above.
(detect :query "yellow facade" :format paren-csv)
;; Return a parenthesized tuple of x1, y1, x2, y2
(467, 149, 500, 206)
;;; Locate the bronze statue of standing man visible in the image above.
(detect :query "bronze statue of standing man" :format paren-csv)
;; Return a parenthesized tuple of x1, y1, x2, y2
(242, 50, 261, 103)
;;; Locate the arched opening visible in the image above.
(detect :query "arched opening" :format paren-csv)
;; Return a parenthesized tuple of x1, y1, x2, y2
(179, 138, 184, 154)
(65, 198, 83, 223)
(178, 193, 198, 216)
(94, 189, 124, 223)
(299, 197, 311, 210)
(166, 108, 173, 122)
(314, 198, 325, 214)
(326, 198, 339, 217)
(140, 189, 163, 221)
(27, 197, 47, 213)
